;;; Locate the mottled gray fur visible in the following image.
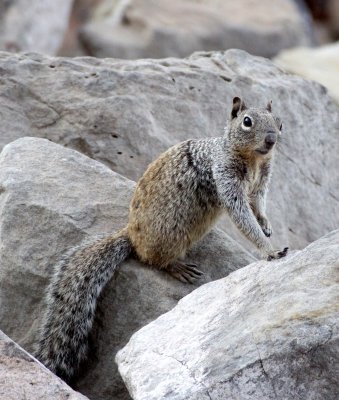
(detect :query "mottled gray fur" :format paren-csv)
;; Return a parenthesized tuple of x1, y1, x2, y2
(35, 232, 131, 381)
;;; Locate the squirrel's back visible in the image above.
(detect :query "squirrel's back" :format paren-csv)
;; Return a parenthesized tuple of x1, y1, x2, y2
(128, 138, 222, 267)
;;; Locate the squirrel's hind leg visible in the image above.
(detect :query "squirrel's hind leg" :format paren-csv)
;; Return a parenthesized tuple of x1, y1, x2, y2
(165, 261, 204, 284)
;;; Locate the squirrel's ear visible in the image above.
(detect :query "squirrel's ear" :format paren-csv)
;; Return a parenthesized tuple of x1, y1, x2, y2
(266, 100, 272, 112)
(232, 97, 246, 118)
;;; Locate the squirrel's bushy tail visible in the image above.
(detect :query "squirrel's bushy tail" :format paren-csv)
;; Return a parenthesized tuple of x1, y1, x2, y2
(35, 229, 131, 382)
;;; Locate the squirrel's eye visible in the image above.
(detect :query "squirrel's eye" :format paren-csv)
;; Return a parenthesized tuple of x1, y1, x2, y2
(243, 116, 252, 127)
(279, 122, 283, 131)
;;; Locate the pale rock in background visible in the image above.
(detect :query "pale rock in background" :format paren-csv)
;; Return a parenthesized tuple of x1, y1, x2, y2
(79, 0, 313, 59)
(274, 41, 339, 105)
(0, 0, 74, 55)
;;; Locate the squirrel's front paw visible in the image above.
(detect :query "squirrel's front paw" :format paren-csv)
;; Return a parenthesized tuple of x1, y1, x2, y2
(267, 247, 288, 261)
(258, 216, 272, 237)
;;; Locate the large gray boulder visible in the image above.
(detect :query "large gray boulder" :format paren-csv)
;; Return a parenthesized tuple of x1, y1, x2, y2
(0, 330, 88, 400)
(0, 137, 253, 400)
(116, 230, 339, 400)
(80, 0, 312, 59)
(0, 49, 338, 254)
(0, 0, 73, 55)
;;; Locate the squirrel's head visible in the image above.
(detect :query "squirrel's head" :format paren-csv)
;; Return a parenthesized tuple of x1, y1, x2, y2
(227, 97, 282, 157)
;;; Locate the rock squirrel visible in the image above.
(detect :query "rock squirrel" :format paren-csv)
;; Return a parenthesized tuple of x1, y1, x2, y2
(35, 97, 288, 382)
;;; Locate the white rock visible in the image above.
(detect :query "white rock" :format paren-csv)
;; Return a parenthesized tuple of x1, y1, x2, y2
(116, 230, 339, 400)
(274, 41, 339, 105)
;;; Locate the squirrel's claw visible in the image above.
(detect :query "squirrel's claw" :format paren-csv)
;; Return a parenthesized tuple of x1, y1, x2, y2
(262, 226, 272, 237)
(167, 261, 204, 284)
(267, 247, 288, 261)
(258, 216, 273, 237)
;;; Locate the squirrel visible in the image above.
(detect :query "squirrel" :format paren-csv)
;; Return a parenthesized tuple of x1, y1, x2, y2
(35, 97, 288, 382)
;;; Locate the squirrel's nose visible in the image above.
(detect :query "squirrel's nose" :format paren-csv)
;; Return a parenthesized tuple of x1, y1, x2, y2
(265, 133, 277, 149)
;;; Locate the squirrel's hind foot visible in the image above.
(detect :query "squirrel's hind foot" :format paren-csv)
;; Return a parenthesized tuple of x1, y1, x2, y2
(166, 261, 204, 284)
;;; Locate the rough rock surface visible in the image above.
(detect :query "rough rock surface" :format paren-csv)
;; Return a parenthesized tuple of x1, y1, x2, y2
(80, 0, 312, 59)
(0, 330, 88, 400)
(0, 0, 73, 55)
(0, 137, 253, 400)
(274, 41, 339, 105)
(117, 230, 339, 400)
(0, 49, 338, 255)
